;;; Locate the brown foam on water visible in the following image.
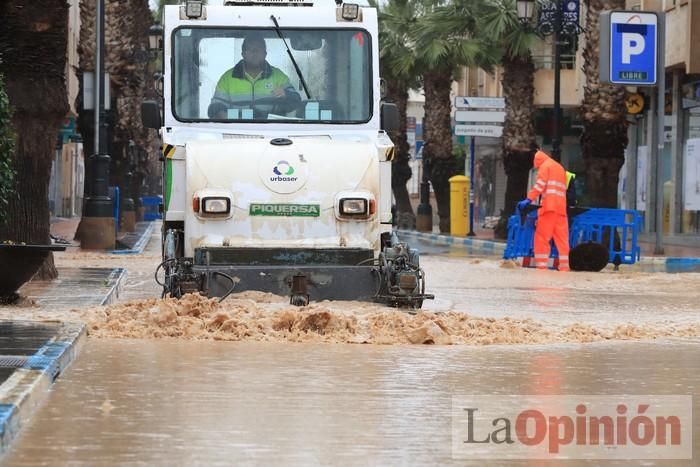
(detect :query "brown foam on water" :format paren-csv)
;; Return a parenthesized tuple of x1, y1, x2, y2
(84, 293, 700, 345)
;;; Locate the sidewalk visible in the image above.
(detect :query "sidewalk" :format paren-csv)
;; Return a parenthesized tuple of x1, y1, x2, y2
(407, 192, 700, 259)
(50, 216, 81, 244)
(51, 216, 155, 254)
(399, 224, 700, 264)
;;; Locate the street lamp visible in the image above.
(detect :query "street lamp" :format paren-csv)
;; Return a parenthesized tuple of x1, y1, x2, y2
(516, 0, 536, 23)
(517, 0, 581, 161)
(148, 23, 163, 51)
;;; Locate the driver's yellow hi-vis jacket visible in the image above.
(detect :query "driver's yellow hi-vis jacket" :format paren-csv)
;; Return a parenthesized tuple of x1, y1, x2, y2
(210, 60, 300, 116)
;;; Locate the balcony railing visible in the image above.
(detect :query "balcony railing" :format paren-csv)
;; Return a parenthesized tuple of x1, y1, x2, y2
(532, 53, 576, 70)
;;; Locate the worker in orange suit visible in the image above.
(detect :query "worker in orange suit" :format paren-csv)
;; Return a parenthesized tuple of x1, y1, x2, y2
(517, 148, 570, 271)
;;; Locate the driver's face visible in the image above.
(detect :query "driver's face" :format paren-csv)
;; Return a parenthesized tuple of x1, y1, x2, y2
(242, 43, 266, 68)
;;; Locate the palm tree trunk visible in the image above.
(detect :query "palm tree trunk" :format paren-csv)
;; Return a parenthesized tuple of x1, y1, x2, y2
(386, 79, 415, 229)
(0, 0, 70, 280)
(581, 0, 627, 207)
(496, 54, 537, 238)
(423, 69, 455, 233)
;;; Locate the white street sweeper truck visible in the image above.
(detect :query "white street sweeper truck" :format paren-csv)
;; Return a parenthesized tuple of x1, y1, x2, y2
(143, 0, 433, 307)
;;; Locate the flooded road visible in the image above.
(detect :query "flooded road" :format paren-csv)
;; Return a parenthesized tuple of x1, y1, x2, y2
(4, 338, 699, 465)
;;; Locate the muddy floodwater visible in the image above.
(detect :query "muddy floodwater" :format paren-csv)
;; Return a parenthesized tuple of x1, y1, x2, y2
(4, 338, 699, 466)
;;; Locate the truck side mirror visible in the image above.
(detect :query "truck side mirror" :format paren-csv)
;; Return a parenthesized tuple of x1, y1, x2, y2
(380, 102, 399, 133)
(141, 100, 162, 129)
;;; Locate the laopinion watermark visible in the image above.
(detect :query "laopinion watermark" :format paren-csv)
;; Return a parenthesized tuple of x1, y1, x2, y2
(452, 396, 692, 459)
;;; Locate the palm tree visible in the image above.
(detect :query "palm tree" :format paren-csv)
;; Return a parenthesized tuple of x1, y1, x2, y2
(374, 0, 421, 229)
(0, 72, 15, 223)
(0, 0, 70, 280)
(427, 0, 538, 237)
(413, 0, 499, 233)
(480, 0, 539, 237)
(581, 0, 627, 207)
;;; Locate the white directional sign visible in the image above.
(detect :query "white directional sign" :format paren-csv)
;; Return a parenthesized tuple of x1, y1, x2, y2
(600, 11, 659, 86)
(455, 125, 503, 138)
(455, 110, 505, 123)
(454, 96, 505, 109)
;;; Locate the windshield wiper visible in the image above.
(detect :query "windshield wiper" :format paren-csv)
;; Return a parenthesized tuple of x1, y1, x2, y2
(270, 15, 312, 100)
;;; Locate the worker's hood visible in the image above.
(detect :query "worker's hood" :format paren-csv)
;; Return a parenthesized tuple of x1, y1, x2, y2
(533, 150, 551, 169)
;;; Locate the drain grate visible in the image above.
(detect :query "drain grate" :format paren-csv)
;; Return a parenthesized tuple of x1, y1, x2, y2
(0, 356, 29, 368)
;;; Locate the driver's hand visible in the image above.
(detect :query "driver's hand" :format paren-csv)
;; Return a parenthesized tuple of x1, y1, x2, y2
(272, 87, 286, 98)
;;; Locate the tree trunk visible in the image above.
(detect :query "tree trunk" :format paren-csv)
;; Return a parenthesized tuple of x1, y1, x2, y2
(423, 69, 455, 233)
(581, 0, 627, 207)
(496, 54, 537, 238)
(386, 79, 415, 229)
(0, 0, 70, 281)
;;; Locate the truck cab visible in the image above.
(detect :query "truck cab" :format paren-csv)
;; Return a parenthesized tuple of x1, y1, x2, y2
(149, 0, 432, 307)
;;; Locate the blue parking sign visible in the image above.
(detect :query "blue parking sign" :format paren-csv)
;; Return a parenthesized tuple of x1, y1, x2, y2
(600, 11, 659, 86)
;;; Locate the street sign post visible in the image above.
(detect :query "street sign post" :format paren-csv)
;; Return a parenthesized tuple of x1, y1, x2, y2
(600, 10, 665, 253)
(453, 97, 506, 236)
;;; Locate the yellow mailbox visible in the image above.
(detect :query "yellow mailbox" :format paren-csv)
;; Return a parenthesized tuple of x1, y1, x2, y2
(449, 175, 469, 237)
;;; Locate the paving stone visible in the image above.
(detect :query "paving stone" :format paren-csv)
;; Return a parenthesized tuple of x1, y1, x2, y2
(19, 268, 126, 307)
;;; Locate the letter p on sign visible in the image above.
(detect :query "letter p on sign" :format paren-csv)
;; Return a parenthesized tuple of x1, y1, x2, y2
(622, 33, 645, 64)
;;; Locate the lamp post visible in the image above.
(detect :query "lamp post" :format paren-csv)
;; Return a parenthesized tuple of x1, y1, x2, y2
(416, 116, 433, 232)
(517, 0, 581, 162)
(81, 0, 115, 249)
(416, 155, 433, 232)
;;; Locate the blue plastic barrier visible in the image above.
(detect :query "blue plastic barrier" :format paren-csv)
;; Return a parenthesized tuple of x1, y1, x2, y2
(569, 208, 642, 265)
(503, 211, 537, 260)
(504, 207, 643, 265)
(142, 195, 162, 220)
(108, 186, 120, 232)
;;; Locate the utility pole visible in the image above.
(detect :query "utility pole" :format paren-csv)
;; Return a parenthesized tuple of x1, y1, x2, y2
(551, 0, 562, 161)
(81, 0, 115, 249)
(416, 117, 433, 232)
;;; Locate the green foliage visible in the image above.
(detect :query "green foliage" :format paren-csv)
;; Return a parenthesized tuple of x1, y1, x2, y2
(452, 144, 467, 169)
(0, 72, 16, 222)
(411, 0, 500, 74)
(372, 0, 420, 88)
(479, 0, 538, 59)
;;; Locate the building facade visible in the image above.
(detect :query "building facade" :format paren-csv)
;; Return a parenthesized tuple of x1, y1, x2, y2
(448, 0, 700, 244)
(49, 0, 85, 220)
(623, 0, 700, 242)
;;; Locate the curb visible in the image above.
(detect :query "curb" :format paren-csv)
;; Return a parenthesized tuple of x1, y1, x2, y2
(0, 322, 86, 455)
(397, 229, 506, 255)
(638, 256, 700, 265)
(111, 221, 156, 255)
(101, 268, 128, 306)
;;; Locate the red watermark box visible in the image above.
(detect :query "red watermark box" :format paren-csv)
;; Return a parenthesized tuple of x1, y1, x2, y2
(452, 396, 692, 459)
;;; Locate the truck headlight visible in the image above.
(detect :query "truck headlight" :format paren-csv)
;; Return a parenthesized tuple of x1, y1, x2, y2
(341, 3, 360, 21)
(335, 192, 376, 220)
(340, 198, 367, 216)
(202, 197, 230, 214)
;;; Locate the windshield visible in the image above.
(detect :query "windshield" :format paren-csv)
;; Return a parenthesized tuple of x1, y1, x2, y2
(172, 27, 372, 123)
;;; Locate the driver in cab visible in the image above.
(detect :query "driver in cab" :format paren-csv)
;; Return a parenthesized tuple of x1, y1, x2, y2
(208, 34, 301, 119)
